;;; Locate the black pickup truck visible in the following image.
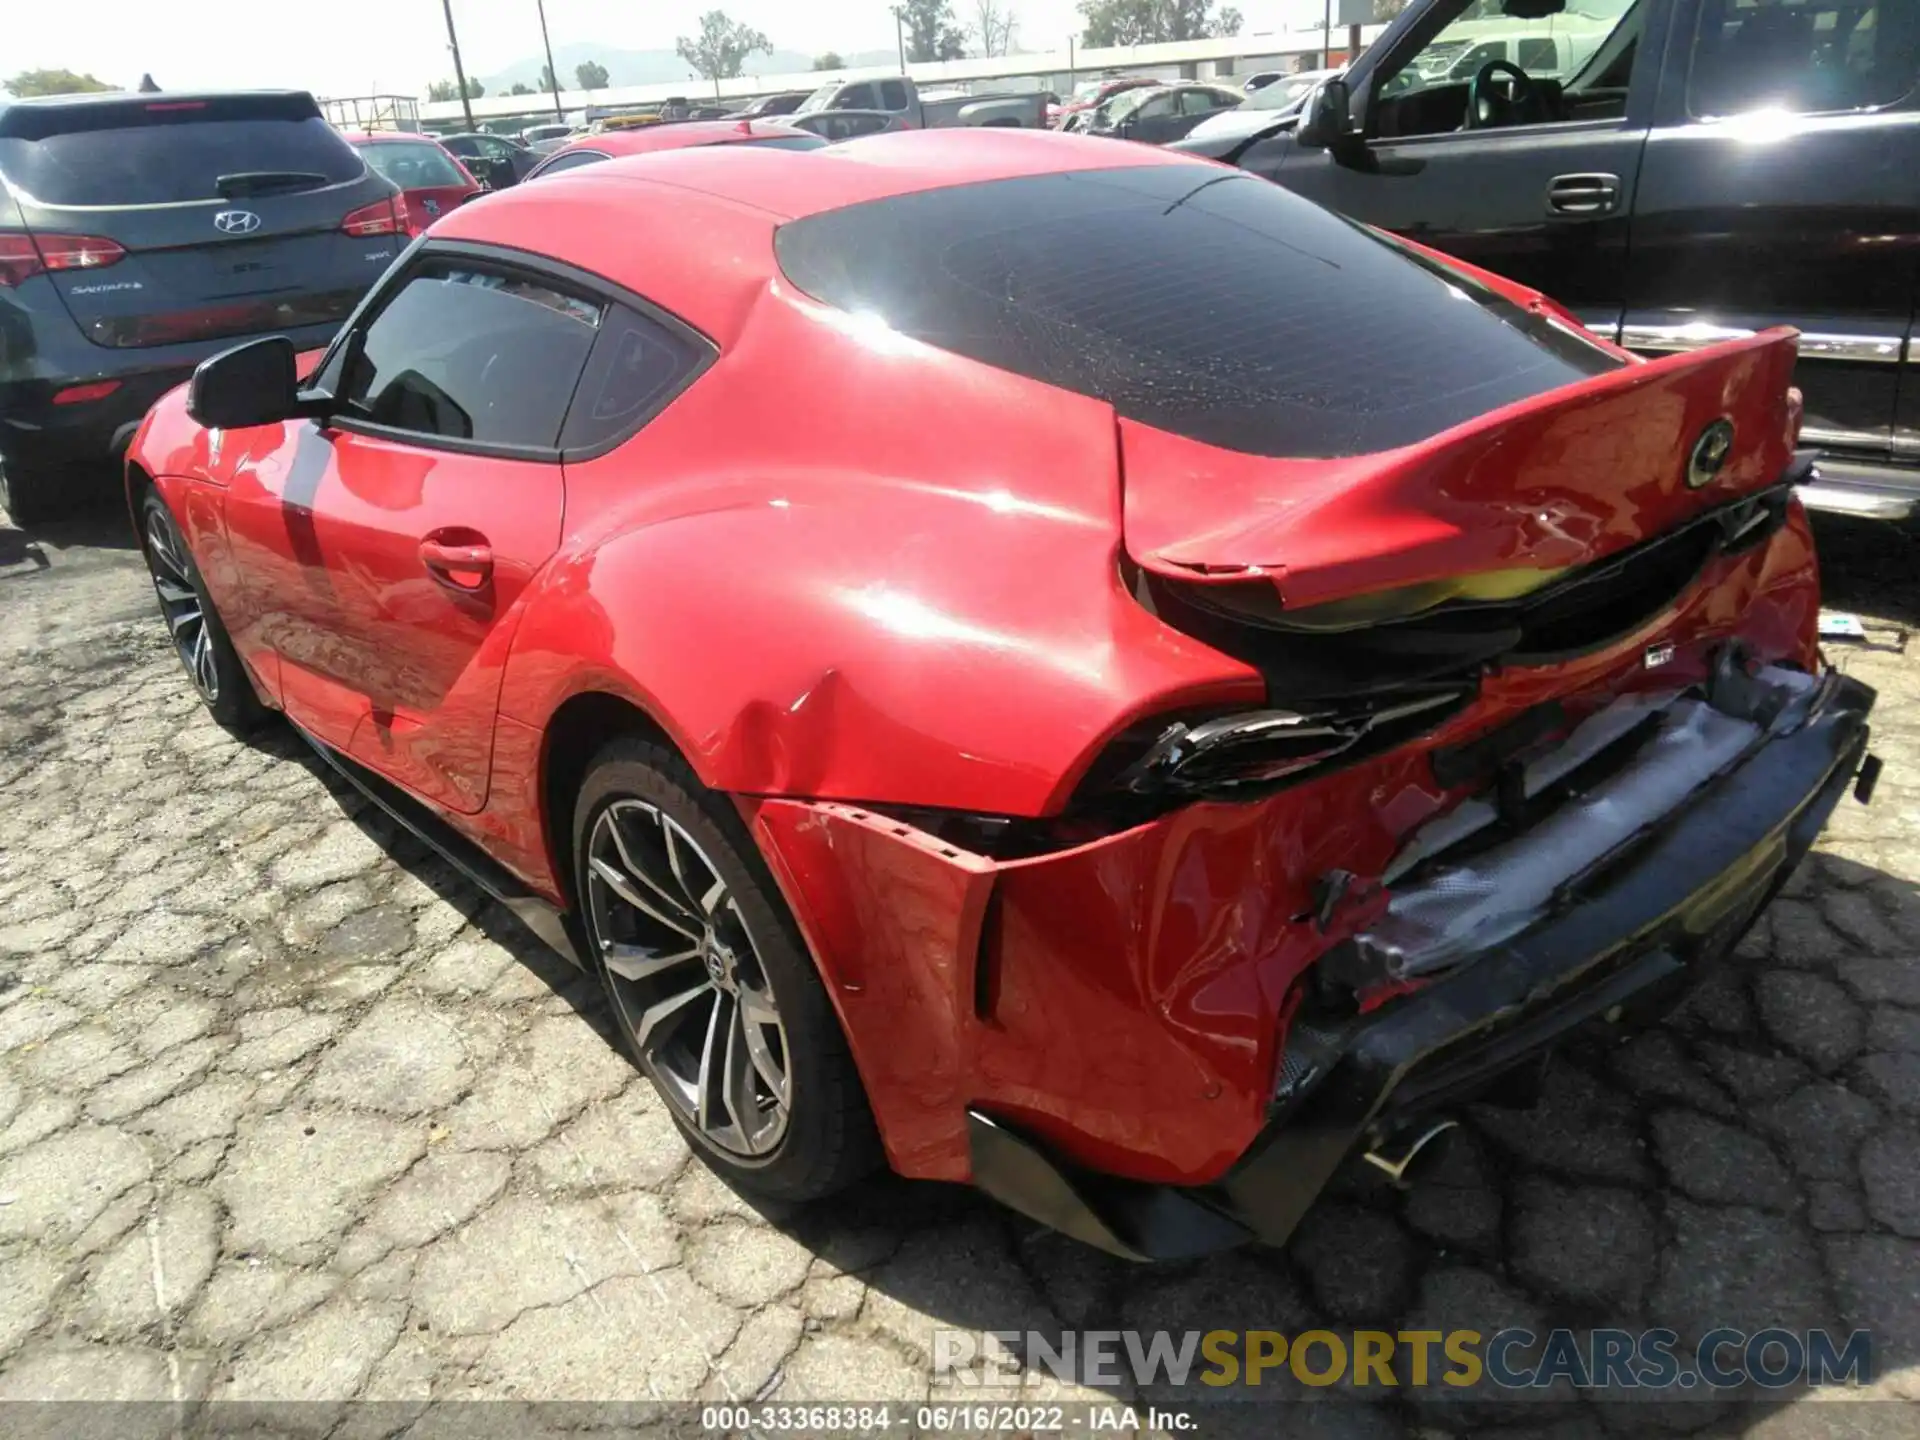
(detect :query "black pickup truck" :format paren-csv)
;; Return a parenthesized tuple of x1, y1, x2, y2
(1175, 0, 1920, 521)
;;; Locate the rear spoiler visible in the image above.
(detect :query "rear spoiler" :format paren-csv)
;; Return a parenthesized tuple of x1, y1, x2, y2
(0, 92, 321, 142)
(1121, 330, 1804, 612)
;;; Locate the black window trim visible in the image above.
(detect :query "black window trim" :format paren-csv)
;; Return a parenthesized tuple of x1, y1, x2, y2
(527, 147, 613, 180)
(307, 236, 718, 464)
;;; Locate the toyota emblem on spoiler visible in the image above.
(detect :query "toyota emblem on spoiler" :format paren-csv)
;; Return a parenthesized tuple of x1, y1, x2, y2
(213, 210, 262, 235)
(1687, 418, 1735, 489)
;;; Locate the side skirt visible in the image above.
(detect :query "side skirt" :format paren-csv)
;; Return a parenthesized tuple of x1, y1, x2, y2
(289, 721, 585, 971)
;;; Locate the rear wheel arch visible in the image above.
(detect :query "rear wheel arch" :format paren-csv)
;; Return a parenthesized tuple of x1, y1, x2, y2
(540, 689, 677, 907)
(124, 460, 158, 539)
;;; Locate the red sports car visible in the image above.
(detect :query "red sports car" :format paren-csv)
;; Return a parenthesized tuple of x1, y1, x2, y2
(524, 118, 827, 180)
(127, 130, 1876, 1259)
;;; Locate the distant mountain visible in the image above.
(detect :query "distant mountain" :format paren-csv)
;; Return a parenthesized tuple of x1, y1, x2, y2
(476, 42, 900, 92)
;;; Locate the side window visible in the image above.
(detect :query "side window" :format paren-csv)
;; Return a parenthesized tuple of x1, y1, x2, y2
(840, 83, 877, 109)
(560, 304, 706, 452)
(1372, 0, 1643, 136)
(341, 262, 603, 450)
(879, 80, 910, 110)
(1140, 94, 1175, 118)
(1688, 0, 1917, 116)
(530, 149, 610, 179)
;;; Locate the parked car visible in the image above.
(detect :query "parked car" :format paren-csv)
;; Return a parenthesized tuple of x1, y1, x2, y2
(438, 132, 540, 188)
(519, 122, 574, 154)
(0, 89, 406, 521)
(794, 74, 1048, 129)
(1183, 68, 1345, 147)
(128, 129, 1874, 1257)
(733, 90, 812, 120)
(525, 120, 825, 180)
(1088, 83, 1245, 145)
(1053, 75, 1158, 130)
(781, 109, 906, 142)
(1175, 0, 1920, 522)
(343, 131, 481, 232)
(1243, 71, 1286, 92)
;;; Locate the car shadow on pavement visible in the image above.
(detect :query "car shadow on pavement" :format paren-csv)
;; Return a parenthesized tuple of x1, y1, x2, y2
(265, 726, 600, 1017)
(0, 524, 52, 577)
(0, 487, 140, 557)
(770, 854, 1920, 1433)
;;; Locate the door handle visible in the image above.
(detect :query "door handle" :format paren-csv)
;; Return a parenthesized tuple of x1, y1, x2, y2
(419, 535, 493, 591)
(1545, 172, 1621, 216)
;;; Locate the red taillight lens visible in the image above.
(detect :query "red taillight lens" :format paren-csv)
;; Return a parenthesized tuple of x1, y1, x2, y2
(53, 379, 123, 405)
(0, 232, 126, 287)
(341, 198, 405, 237)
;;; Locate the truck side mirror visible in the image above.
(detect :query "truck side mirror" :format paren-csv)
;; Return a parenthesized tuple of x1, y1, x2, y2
(1296, 78, 1353, 150)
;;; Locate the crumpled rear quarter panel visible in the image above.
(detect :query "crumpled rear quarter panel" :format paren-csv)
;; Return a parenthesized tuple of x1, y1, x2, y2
(747, 505, 1823, 1186)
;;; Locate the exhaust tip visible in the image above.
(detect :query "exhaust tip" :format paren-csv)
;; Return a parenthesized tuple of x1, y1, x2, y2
(1361, 1119, 1458, 1188)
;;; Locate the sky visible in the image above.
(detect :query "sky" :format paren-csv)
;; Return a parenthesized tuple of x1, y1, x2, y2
(7, 0, 1321, 98)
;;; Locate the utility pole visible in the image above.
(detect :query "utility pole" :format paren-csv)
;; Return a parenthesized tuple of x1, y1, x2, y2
(441, 0, 477, 132)
(894, 6, 907, 71)
(1322, 0, 1334, 67)
(536, 0, 565, 119)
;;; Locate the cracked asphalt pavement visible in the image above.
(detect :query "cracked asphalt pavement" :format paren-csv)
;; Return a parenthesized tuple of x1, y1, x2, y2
(3, 497, 1920, 1435)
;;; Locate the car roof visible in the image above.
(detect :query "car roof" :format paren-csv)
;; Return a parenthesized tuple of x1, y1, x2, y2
(432, 129, 1204, 338)
(551, 119, 815, 160)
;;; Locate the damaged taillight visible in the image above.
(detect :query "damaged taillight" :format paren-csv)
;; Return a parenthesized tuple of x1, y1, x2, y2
(1113, 690, 1469, 800)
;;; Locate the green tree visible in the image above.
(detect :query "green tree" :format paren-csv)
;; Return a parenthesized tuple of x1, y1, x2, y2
(1077, 0, 1242, 46)
(4, 68, 112, 97)
(675, 11, 772, 81)
(509, 81, 535, 96)
(574, 60, 610, 90)
(538, 65, 556, 91)
(812, 52, 846, 70)
(895, 0, 968, 61)
(427, 76, 484, 102)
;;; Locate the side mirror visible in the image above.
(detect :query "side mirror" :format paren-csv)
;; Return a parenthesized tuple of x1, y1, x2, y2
(1296, 77, 1353, 150)
(188, 337, 301, 430)
(478, 157, 516, 189)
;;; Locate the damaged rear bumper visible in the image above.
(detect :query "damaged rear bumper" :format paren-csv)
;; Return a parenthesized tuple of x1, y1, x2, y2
(967, 668, 1876, 1261)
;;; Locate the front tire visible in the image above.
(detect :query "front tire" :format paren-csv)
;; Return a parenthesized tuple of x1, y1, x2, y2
(139, 490, 267, 734)
(572, 736, 880, 1202)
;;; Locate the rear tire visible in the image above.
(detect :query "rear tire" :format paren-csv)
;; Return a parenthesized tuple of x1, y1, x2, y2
(571, 735, 880, 1202)
(138, 489, 268, 735)
(0, 460, 73, 527)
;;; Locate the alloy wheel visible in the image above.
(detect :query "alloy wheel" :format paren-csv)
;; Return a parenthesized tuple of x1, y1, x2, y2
(585, 798, 792, 1157)
(145, 507, 219, 702)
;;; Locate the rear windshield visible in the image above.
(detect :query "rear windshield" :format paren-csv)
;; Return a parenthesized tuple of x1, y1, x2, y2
(774, 166, 1624, 459)
(358, 140, 468, 189)
(0, 98, 362, 206)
